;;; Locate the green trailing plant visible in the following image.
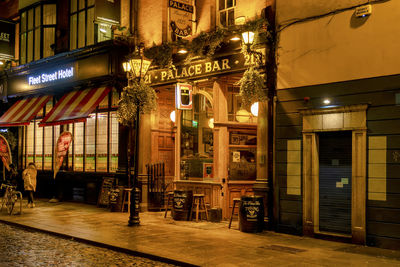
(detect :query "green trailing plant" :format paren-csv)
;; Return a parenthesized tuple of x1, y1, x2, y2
(1, 131, 16, 150)
(117, 79, 157, 127)
(235, 66, 267, 107)
(144, 42, 174, 68)
(188, 27, 226, 59)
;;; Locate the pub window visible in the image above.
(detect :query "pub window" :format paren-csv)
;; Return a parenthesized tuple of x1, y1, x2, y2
(20, 3, 56, 65)
(180, 93, 214, 180)
(228, 85, 257, 123)
(217, 0, 236, 28)
(23, 91, 119, 173)
(228, 130, 257, 180)
(70, 0, 113, 50)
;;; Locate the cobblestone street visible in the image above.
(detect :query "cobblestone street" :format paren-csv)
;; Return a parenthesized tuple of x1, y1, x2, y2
(0, 223, 178, 267)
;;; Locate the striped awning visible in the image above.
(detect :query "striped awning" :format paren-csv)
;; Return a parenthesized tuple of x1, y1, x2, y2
(39, 86, 112, 127)
(0, 95, 52, 127)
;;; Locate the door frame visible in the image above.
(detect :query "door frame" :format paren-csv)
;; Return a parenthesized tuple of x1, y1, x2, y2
(301, 104, 367, 244)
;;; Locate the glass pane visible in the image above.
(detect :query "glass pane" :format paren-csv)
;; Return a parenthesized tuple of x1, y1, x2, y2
(27, 31, 33, 62)
(227, 0, 234, 8)
(97, 23, 112, 43)
(87, 7, 94, 46)
(43, 27, 55, 58)
(34, 28, 40, 60)
(110, 112, 119, 172)
(85, 115, 96, 171)
(67, 124, 73, 170)
(21, 12, 27, 32)
(74, 122, 84, 171)
(96, 112, 108, 172)
(20, 33, 26, 64)
(35, 6, 41, 27)
(88, 0, 95, 6)
(43, 4, 56, 25)
(35, 120, 43, 170)
(180, 95, 213, 180)
(220, 11, 226, 27)
(79, 0, 85, 10)
(78, 11, 85, 48)
(43, 126, 53, 170)
(228, 9, 235, 26)
(70, 14, 77, 50)
(229, 147, 256, 180)
(53, 125, 60, 170)
(28, 9, 34, 30)
(71, 0, 77, 13)
(219, 0, 225, 10)
(27, 123, 34, 165)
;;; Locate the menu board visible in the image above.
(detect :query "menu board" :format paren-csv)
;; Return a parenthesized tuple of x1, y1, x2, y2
(97, 177, 116, 206)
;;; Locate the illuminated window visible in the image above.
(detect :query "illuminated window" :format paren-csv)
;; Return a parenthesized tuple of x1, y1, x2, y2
(96, 112, 108, 172)
(180, 93, 214, 180)
(20, 3, 56, 64)
(110, 112, 119, 172)
(43, 126, 53, 170)
(70, 0, 112, 50)
(85, 114, 96, 171)
(217, 0, 236, 28)
(74, 122, 84, 171)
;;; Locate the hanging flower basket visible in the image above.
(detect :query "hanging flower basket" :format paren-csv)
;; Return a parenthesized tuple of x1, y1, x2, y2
(235, 66, 267, 107)
(117, 79, 157, 127)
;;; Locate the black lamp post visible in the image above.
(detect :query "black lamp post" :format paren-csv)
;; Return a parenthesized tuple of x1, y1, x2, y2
(122, 43, 152, 226)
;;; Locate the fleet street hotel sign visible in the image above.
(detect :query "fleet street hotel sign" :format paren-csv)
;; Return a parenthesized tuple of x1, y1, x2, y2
(144, 50, 265, 85)
(28, 67, 74, 86)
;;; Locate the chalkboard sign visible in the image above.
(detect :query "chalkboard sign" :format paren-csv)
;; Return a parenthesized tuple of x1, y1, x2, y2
(97, 177, 116, 206)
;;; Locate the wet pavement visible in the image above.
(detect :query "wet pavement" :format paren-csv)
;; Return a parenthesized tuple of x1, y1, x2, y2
(0, 223, 178, 267)
(1, 199, 400, 266)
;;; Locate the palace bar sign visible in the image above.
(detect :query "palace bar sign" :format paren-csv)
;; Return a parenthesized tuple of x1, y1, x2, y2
(144, 50, 265, 85)
(28, 67, 74, 86)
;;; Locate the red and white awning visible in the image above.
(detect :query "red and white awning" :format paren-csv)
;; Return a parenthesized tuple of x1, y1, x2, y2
(0, 95, 52, 127)
(39, 86, 112, 127)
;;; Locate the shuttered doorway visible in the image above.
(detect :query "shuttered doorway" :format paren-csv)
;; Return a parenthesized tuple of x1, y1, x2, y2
(319, 131, 352, 234)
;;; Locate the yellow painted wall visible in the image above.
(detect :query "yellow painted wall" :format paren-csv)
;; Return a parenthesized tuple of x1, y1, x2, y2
(276, 0, 400, 89)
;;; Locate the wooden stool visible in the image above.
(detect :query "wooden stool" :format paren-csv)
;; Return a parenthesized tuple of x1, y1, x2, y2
(190, 194, 208, 222)
(121, 188, 132, 212)
(229, 198, 241, 229)
(164, 192, 174, 218)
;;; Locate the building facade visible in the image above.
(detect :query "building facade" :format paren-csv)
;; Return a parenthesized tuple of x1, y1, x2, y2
(275, 0, 400, 249)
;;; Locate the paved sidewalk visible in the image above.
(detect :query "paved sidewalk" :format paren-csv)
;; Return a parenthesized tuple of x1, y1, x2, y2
(1, 200, 400, 267)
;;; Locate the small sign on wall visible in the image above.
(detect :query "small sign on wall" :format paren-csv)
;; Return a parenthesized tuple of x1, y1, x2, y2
(175, 82, 192, 110)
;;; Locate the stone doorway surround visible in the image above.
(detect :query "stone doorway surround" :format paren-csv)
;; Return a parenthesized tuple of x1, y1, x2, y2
(300, 104, 367, 244)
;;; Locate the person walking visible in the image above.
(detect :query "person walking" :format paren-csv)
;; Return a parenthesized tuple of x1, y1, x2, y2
(23, 163, 37, 208)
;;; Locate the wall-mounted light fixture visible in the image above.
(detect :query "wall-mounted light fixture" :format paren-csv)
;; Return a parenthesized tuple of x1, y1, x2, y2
(241, 31, 262, 63)
(251, 102, 259, 117)
(170, 110, 176, 123)
(178, 45, 188, 54)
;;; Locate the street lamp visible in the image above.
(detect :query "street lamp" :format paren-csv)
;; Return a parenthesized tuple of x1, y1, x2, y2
(123, 43, 152, 226)
(241, 31, 262, 63)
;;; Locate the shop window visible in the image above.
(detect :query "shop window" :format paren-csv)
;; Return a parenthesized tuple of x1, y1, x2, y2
(20, 3, 56, 64)
(228, 130, 257, 180)
(70, 0, 112, 50)
(180, 94, 214, 180)
(96, 112, 108, 172)
(23, 93, 118, 173)
(217, 0, 236, 28)
(228, 86, 257, 123)
(43, 126, 53, 170)
(85, 114, 96, 171)
(109, 112, 119, 172)
(74, 122, 84, 171)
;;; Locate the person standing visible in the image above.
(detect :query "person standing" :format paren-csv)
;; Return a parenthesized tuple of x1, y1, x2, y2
(23, 163, 37, 208)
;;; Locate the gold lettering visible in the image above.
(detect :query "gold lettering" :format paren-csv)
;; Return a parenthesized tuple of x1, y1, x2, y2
(205, 62, 212, 73)
(167, 70, 174, 80)
(212, 61, 221, 72)
(174, 68, 181, 79)
(181, 67, 188, 77)
(161, 71, 167, 81)
(221, 58, 230, 70)
(188, 65, 195, 76)
(195, 64, 202, 75)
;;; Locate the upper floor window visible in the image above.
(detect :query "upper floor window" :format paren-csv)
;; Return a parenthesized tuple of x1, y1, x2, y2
(70, 0, 112, 50)
(20, 3, 56, 64)
(218, 0, 235, 27)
